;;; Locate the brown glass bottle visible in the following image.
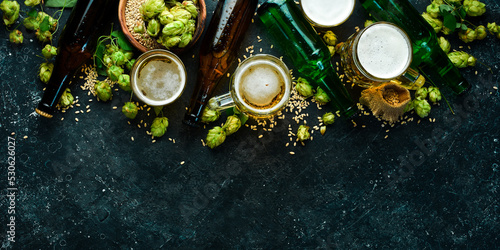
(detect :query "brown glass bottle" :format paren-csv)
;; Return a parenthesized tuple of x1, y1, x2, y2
(36, 0, 117, 118)
(183, 0, 258, 127)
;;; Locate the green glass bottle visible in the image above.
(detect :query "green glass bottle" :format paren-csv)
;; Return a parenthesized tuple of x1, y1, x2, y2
(359, 0, 470, 94)
(257, 0, 357, 118)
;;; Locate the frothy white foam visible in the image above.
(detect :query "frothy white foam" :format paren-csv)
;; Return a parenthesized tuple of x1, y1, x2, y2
(137, 60, 184, 102)
(356, 23, 411, 79)
(301, 0, 355, 27)
(240, 62, 283, 106)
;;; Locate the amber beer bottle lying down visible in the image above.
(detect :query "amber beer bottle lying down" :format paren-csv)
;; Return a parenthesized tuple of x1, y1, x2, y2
(36, 0, 117, 118)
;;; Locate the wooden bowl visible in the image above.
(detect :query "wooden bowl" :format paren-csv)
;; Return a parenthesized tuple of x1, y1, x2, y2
(118, 0, 206, 54)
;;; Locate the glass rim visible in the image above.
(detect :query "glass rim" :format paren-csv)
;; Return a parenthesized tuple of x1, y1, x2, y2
(130, 49, 187, 106)
(353, 21, 413, 81)
(299, 0, 356, 28)
(231, 54, 292, 118)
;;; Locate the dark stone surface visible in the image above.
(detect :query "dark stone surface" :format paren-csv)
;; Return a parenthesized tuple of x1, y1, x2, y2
(1, 0, 499, 249)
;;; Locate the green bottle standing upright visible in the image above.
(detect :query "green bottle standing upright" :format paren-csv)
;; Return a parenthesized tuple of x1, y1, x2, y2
(257, 0, 357, 118)
(359, 0, 470, 94)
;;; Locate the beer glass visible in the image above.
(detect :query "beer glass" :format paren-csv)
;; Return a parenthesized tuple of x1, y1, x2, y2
(340, 22, 424, 90)
(299, 0, 356, 28)
(211, 54, 292, 119)
(130, 49, 187, 106)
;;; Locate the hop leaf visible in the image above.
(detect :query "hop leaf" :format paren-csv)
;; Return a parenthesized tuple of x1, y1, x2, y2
(151, 117, 169, 137)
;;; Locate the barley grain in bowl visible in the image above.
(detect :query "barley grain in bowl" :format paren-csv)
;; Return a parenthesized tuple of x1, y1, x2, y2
(118, 0, 206, 54)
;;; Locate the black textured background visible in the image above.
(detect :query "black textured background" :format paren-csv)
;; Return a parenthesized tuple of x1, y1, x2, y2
(1, 0, 499, 249)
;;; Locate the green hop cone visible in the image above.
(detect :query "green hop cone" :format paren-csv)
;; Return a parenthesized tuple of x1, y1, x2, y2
(422, 12, 443, 33)
(185, 19, 196, 34)
(438, 36, 451, 54)
(487, 22, 500, 34)
(124, 51, 134, 61)
(0, 0, 20, 26)
(24, 0, 41, 7)
(426, 0, 441, 18)
(415, 87, 428, 100)
(322, 112, 335, 125)
(458, 28, 477, 43)
(23, 16, 39, 30)
(364, 19, 375, 28)
(94, 81, 113, 102)
(36, 12, 57, 32)
(295, 77, 314, 98)
(206, 126, 226, 149)
(133, 21, 145, 33)
(105, 44, 119, 55)
(42, 44, 57, 59)
(162, 36, 181, 49)
(159, 8, 174, 25)
(475, 25, 487, 40)
(463, 0, 486, 17)
(297, 125, 311, 142)
(441, 26, 453, 35)
(428, 86, 442, 103)
(35, 29, 52, 43)
(122, 102, 138, 119)
(39, 62, 53, 84)
(201, 107, 220, 123)
(147, 18, 161, 37)
(126, 59, 136, 71)
(118, 74, 131, 92)
(178, 32, 193, 48)
(9, 29, 23, 44)
(322, 31, 337, 46)
(414, 98, 431, 118)
(58, 88, 74, 108)
(107, 65, 124, 81)
(182, 1, 198, 18)
(151, 117, 169, 137)
(170, 5, 191, 23)
(162, 20, 185, 36)
(222, 115, 241, 136)
(111, 50, 126, 66)
(140, 0, 166, 20)
(448, 51, 476, 68)
(314, 87, 331, 104)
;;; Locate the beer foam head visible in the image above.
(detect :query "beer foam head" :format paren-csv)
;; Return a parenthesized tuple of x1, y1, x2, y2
(232, 54, 292, 118)
(240, 62, 283, 106)
(356, 23, 412, 79)
(301, 0, 355, 27)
